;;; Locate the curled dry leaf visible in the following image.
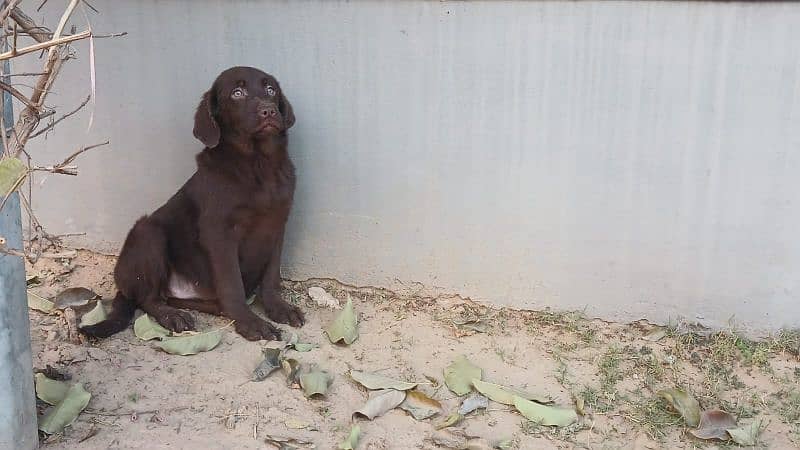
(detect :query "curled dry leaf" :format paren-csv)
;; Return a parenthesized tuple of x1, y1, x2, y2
(253, 348, 282, 381)
(265, 434, 314, 447)
(513, 396, 578, 427)
(78, 301, 107, 328)
(156, 329, 222, 356)
(688, 409, 737, 441)
(133, 314, 171, 341)
(658, 388, 701, 428)
(308, 286, 341, 309)
(435, 411, 464, 430)
(727, 419, 763, 446)
(350, 370, 418, 391)
(284, 333, 316, 352)
(299, 368, 333, 398)
(39, 383, 92, 435)
(338, 425, 361, 450)
(458, 393, 489, 415)
(34, 373, 69, 405)
(54, 287, 99, 309)
(284, 417, 310, 430)
(282, 358, 301, 387)
(444, 355, 482, 396)
(644, 327, 667, 342)
(27, 291, 55, 314)
(325, 296, 358, 345)
(354, 389, 406, 420)
(399, 390, 443, 420)
(471, 378, 552, 405)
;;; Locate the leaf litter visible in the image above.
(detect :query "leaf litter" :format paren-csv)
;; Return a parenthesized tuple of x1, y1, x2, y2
(325, 295, 358, 344)
(252, 348, 283, 381)
(444, 355, 482, 396)
(458, 393, 489, 415)
(349, 370, 417, 391)
(353, 389, 406, 420)
(658, 388, 701, 428)
(399, 390, 443, 420)
(38, 383, 92, 435)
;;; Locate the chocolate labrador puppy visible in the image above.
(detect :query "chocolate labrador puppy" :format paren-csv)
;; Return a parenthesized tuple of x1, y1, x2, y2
(81, 66, 303, 341)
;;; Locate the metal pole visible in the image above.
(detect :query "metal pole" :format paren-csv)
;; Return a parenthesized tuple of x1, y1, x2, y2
(0, 42, 38, 449)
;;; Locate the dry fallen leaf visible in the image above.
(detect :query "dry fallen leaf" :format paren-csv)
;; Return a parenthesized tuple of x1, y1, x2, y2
(399, 390, 443, 420)
(34, 373, 69, 405)
(727, 419, 763, 446)
(658, 388, 701, 428)
(133, 314, 171, 341)
(282, 358, 302, 387)
(308, 286, 340, 309)
(338, 425, 361, 450)
(353, 389, 406, 420)
(471, 378, 551, 405)
(156, 329, 222, 356)
(350, 370, 417, 391)
(458, 393, 489, 415)
(513, 396, 578, 427)
(435, 411, 464, 430)
(78, 301, 107, 328)
(284, 417, 310, 430)
(688, 409, 737, 441)
(253, 348, 282, 381)
(27, 291, 55, 314)
(325, 296, 358, 345)
(299, 367, 333, 398)
(444, 355, 482, 396)
(39, 383, 92, 435)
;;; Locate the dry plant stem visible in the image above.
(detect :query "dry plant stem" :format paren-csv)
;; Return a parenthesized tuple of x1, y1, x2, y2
(0, 0, 23, 25)
(0, 29, 88, 61)
(10, 7, 51, 43)
(0, 79, 38, 109)
(10, 0, 83, 158)
(30, 94, 90, 139)
(0, 238, 76, 259)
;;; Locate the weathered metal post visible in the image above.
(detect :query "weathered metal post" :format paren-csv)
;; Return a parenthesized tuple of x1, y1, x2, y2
(0, 51, 38, 449)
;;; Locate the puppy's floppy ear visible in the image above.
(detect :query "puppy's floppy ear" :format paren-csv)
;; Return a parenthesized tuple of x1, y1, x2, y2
(193, 89, 220, 148)
(279, 90, 295, 130)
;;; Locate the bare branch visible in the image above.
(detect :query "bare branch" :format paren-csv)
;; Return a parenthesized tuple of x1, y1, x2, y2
(30, 94, 90, 139)
(0, 237, 76, 260)
(29, 140, 109, 175)
(0, 79, 38, 111)
(0, 29, 91, 61)
(0, 0, 23, 25)
(10, 7, 51, 43)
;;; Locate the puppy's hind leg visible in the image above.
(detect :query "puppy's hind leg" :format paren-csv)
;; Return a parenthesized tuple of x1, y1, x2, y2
(114, 217, 195, 333)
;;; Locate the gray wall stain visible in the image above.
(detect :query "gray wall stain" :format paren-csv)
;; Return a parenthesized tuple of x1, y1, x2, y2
(17, 1, 800, 334)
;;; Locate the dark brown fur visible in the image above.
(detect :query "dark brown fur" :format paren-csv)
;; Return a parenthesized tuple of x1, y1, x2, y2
(81, 66, 303, 341)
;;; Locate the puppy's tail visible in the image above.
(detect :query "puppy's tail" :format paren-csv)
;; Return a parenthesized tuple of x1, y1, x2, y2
(80, 292, 137, 338)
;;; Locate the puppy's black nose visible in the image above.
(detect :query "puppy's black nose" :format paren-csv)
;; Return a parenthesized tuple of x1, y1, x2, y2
(258, 104, 278, 118)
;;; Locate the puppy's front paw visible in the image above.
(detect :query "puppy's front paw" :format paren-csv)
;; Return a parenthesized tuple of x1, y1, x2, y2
(157, 310, 195, 333)
(235, 318, 281, 341)
(263, 297, 305, 328)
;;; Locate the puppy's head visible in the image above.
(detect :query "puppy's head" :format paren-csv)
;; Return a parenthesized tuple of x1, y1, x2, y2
(193, 66, 295, 148)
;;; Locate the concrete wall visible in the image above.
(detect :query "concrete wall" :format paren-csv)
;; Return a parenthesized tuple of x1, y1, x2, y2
(17, 1, 800, 334)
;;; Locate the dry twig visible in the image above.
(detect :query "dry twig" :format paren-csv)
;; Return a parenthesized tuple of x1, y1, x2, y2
(0, 1, 121, 262)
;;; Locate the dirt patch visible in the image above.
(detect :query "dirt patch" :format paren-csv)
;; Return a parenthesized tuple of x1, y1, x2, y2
(25, 251, 800, 449)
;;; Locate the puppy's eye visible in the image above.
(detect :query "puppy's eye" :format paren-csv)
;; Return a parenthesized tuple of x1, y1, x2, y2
(266, 85, 276, 96)
(231, 87, 246, 99)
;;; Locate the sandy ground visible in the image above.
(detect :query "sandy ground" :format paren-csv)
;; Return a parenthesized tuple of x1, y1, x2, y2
(24, 251, 800, 449)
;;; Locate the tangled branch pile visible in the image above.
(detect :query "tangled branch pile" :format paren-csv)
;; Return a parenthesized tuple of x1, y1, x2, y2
(0, 0, 124, 263)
